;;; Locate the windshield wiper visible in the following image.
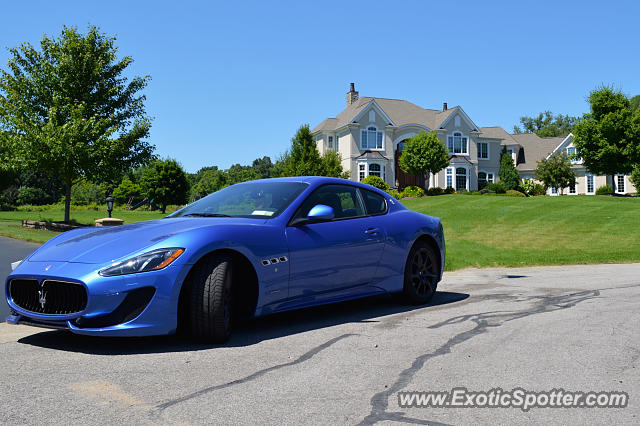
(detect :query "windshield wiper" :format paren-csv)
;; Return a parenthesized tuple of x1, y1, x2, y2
(182, 213, 231, 217)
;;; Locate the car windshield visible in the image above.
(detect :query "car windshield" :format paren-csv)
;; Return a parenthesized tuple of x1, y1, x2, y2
(169, 181, 308, 219)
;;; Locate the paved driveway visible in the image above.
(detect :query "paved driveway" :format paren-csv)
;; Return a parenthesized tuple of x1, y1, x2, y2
(0, 240, 638, 424)
(0, 236, 41, 321)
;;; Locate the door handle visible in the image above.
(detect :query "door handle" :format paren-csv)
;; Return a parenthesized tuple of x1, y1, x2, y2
(364, 228, 380, 235)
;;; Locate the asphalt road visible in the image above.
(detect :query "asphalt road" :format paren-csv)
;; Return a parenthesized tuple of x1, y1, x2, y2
(0, 243, 638, 424)
(0, 236, 41, 321)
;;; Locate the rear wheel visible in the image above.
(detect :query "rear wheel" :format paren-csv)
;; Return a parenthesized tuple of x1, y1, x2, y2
(187, 255, 233, 343)
(402, 241, 439, 304)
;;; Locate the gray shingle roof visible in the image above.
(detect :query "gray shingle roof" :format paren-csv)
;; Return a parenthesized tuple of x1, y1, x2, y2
(312, 97, 459, 133)
(510, 133, 565, 171)
(355, 150, 389, 160)
(478, 126, 519, 145)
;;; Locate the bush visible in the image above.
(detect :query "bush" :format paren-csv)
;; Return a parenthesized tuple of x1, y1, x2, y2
(71, 180, 106, 205)
(17, 186, 49, 205)
(112, 179, 142, 205)
(506, 189, 526, 197)
(461, 190, 474, 195)
(482, 182, 507, 194)
(402, 186, 425, 198)
(426, 187, 444, 196)
(522, 179, 547, 196)
(444, 186, 455, 194)
(361, 176, 390, 191)
(631, 166, 640, 194)
(595, 185, 612, 195)
(386, 189, 402, 199)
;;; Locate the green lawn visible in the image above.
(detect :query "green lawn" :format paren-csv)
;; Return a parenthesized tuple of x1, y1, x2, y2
(1, 195, 639, 270)
(402, 194, 640, 270)
(0, 207, 167, 243)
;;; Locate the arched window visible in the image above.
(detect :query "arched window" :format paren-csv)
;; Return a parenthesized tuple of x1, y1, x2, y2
(456, 167, 467, 190)
(361, 126, 383, 150)
(447, 132, 468, 154)
(369, 163, 381, 178)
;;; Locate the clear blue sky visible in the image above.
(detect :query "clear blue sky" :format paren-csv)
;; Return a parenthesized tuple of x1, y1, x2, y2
(2, 0, 639, 173)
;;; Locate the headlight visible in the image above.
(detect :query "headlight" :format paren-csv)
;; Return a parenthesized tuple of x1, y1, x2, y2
(11, 260, 23, 271)
(99, 248, 185, 277)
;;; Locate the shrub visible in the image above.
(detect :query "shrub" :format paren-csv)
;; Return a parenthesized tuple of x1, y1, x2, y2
(631, 166, 640, 194)
(461, 190, 474, 195)
(595, 184, 612, 195)
(471, 191, 482, 195)
(361, 176, 390, 191)
(483, 181, 507, 194)
(506, 189, 526, 197)
(386, 189, 402, 199)
(17, 186, 49, 205)
(522, 179, 546, 196)
(444, 186, 455, 194)
(112, 179, 142, 205)
(71, 180, 106, 205)
(402, 186, 425, 198)
(426, 187, 444, 196)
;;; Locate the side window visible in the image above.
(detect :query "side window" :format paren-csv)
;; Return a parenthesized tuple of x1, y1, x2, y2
(360, 189, 387, 215)
(294, 185, 366, 220)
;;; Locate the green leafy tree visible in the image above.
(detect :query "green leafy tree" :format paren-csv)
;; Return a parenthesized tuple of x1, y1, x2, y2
(227, 163, 258, 185)
(630, 95, 640, 112)
(513, 111, 579, 137)
(398, 131, 450, 189)
(112, 178, 142, 204)
(573, 86, 640, 184)
(191, 169, 229, 200)
(189, 166, 218, 187)
(140, 159, 190, 213)
(534, 153, 576, 195)
(630, 165, 640, 194)
(279, 124, 347, 177)
(0, 25, 154, 222)
(251, 156, 274, 179)
(499, 147, 521, 190)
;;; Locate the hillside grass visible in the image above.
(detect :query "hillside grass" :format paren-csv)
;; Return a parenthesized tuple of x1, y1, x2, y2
(401, 194, 640, 270)
(1, 195, 639, 270)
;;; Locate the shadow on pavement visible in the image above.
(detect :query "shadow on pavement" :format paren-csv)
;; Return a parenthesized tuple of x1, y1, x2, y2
(17, 291, 469, 355)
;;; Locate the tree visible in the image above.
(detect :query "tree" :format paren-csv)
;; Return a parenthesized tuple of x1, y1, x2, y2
(227, 163, 258, 185)
(572, 86, 640, 185)
(398, 131, 450, 190)
(140, 159, 190, 213)
(0, 25, 154, 222)
(499, 147, 521, 190)
(279, 124, 347, 178)
(251, 156, 274, 179)
(513, 111, 579, 138)
(191, 169, 228, 200)
(112, 178, 142, 204)
(535, 153, 576, 195)
(630, 165, 640, 194)
(630, 95, 640, 112)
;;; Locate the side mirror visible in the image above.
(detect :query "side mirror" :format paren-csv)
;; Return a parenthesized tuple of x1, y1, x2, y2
(290, 204, 335, 226)
(307, 204, 335, 221)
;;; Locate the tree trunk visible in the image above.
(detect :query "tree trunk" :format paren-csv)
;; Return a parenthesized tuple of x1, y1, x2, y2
(611, 174, 615, 194)
(424, 173, 430, 190)
(161, 204, 166, 214)
(64, 176, 72, 224)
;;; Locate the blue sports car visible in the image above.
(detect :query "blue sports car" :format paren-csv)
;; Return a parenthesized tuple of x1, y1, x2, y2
(5, 177, 445, 342)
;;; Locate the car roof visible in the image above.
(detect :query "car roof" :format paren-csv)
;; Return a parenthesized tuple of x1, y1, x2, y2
(237, 176, 388, 193)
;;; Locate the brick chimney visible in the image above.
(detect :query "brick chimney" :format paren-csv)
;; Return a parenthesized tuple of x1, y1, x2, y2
(443, 102, 448, 111)
(347, 82, 359, 106)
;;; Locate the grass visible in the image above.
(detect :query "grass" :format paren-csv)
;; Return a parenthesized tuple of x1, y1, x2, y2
(0, 207, 167, 243)
(401, 194, 640, 270)
(1, 195, 639, 270)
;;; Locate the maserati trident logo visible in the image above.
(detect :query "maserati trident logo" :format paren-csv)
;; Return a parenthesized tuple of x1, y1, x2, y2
(38, 289, 47, 309)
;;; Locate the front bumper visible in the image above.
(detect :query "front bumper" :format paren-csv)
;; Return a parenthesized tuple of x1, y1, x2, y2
(5, 261, 187, 336)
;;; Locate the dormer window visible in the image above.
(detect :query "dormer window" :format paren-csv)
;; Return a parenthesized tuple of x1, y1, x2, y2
(328, 136, 334, 149)
(361, 126, 383, 150)
(566, 147, 581, 163)
(447, 132, 468, 154)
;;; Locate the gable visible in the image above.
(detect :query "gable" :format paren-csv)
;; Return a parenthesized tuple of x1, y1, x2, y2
(437, 107, 480, 132)
(352, 99, 396, 127)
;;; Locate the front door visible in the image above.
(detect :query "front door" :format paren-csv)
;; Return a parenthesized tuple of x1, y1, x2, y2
(395, 143, 419, 189)
(286, 184, 386, 300)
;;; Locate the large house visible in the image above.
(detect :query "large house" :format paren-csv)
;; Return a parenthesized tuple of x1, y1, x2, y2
(312, 84, 637, 195)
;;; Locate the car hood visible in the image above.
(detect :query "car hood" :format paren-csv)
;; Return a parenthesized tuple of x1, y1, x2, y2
(27, 217, 266, 264)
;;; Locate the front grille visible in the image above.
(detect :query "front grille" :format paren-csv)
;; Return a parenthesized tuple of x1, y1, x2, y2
(9, 279, 87, 315)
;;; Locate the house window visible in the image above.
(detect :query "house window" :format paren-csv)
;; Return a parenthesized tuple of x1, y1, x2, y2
(361, 126, 383, 150)
(477, 172, 493, 189)
(569, 183, 576, 194)
(566, 147, 581, 163)
(369, 163, 381, 178)
(478, 142, 488, 159)
(456, 167, 467, 190)
(586, 175, 594, 194)
(447, 132, 468, 154)
(446, 168, 453, 188)
(358, 162, 385, 181)
(551, 187, 557, 195)
(487, 173, 494, 183)
(359, 164, 365, 181)
(328, 136, 334, 149)
(617, 175, 625, 193)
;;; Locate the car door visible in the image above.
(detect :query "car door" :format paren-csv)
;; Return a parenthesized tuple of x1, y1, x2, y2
(285, 184, 386, 301)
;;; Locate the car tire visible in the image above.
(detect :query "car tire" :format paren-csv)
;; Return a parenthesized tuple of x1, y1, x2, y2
(402, 240, 439, 304)
(187, 255, 234, 343)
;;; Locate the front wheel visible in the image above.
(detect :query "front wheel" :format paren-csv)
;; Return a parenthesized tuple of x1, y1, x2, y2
(187, 255, 234, 343)
(402, 241, 439, 304)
